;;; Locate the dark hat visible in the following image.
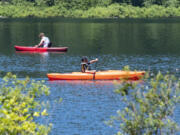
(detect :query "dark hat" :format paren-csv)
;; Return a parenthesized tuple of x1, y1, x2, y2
(81, 56, 88, 62)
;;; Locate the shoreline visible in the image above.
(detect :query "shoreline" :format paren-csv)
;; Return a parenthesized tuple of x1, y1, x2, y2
(1, 16, 180, 23)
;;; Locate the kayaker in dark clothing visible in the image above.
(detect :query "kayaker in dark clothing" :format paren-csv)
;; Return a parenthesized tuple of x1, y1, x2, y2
(81, 57, 98, 73)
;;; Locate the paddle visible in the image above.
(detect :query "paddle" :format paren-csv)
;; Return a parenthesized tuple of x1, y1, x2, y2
(85, 70, 96, 80)
(82, 58, 98, 80)
(91, 58, 98, 80)
(93, 59, 98, 80)
(95, 59, 98, 71)
(89, 58, 98, 71)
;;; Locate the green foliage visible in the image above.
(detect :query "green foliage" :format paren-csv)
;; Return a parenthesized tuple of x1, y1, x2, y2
(143, 0, 153, 7)
(122, 65, 130, 71)
(165, 0, 179, 7)
(1, 0, 180, 7)
(54, 0, 112, 9)
(35, 0, 48, 6)
(11, 0, 34, 6)
(0, 72, 51, 135)
(1, 2, 180, 18)
(107, 72, 180, 135)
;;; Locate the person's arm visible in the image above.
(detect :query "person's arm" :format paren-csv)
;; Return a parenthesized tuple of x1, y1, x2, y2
(35, 39, 44, 47)
(90, 58, 98, 64)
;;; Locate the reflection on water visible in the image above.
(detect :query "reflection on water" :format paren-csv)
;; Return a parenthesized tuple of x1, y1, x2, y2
(1, 18, 180, 135)
(1, 18, 180, 55)
(48, 80, 117, 85)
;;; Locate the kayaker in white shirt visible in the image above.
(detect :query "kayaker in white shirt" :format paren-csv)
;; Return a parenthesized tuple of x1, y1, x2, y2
(35, 33, 51, 48)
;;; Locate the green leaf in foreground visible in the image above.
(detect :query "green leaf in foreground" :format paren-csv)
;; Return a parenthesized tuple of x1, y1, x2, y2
(108, 72, 180, 135)
(0, 72, 51, 135)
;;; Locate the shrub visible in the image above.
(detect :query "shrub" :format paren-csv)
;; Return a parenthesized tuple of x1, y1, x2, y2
(107, 72, 180, 135)
(0, 72, 51, 134)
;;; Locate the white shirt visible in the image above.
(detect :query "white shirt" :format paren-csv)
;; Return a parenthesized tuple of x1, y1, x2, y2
(40, 36, 50, 47)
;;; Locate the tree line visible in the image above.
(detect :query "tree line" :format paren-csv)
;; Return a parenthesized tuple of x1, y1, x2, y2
(0, 0, 179, 8)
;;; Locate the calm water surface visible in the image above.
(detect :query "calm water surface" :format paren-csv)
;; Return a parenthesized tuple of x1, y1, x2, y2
(0, 18, 180, 135)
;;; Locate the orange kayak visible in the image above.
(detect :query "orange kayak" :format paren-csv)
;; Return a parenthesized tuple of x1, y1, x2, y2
(47, 70, 145, 80)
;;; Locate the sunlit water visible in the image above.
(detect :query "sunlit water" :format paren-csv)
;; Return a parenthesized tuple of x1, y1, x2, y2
(0, 18, 180, 134)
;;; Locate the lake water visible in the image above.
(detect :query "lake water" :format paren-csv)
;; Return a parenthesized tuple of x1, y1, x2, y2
(0, 18, 180, 135)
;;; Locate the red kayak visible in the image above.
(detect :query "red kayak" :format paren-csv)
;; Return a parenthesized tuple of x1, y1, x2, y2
(15, 45, 68, 52)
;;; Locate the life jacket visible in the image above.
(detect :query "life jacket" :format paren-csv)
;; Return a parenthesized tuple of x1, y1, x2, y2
(81, 62, 91, 72)
(48, 42, 52, 47)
